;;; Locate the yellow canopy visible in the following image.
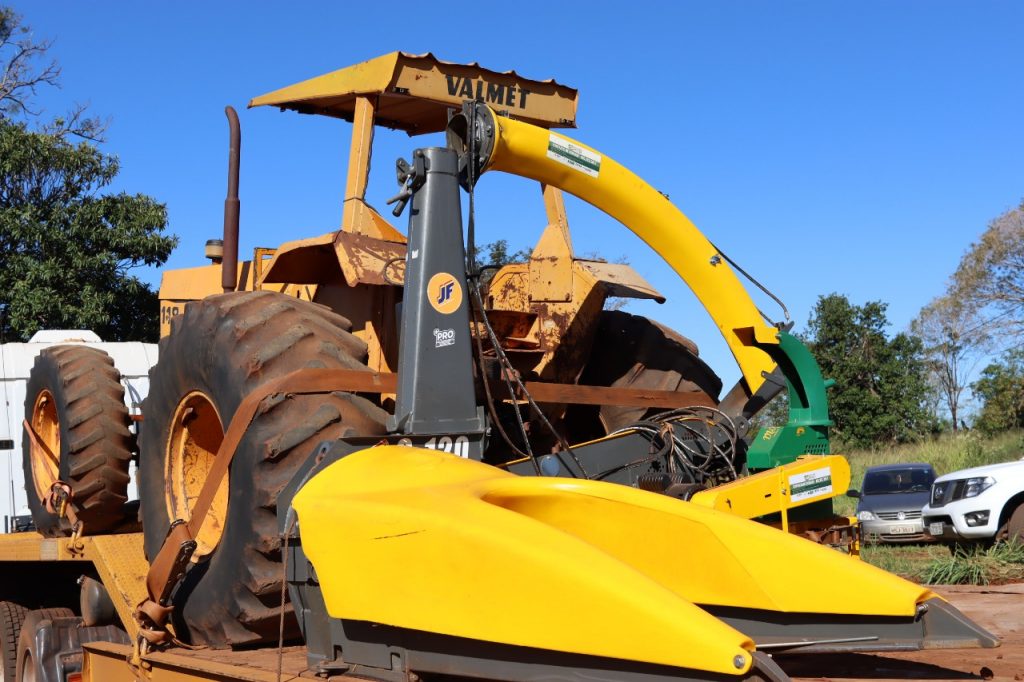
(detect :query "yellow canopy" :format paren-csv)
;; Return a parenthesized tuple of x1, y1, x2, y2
(249, 51, 579, 135)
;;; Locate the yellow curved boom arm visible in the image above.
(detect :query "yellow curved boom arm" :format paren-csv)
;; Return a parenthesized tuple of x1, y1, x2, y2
(465, 106, 780, 394)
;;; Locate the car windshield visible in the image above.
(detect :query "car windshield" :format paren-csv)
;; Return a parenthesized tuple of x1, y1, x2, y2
(862, 468, 934, 495)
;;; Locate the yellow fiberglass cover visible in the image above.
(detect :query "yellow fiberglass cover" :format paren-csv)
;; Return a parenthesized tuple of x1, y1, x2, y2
(292, 446, 935, 677)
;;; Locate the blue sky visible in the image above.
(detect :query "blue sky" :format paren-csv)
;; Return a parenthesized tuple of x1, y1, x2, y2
(12, 1, 1024, 392)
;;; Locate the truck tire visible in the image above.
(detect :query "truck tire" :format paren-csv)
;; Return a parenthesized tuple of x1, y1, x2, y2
(15, 609, 74, 682)
(574, 310, 723, 434)
(0, 601, 27, 681)
(1006, 504, 1024, 544)
(139, 292, 388, 648)
(22, 346, 133, 537)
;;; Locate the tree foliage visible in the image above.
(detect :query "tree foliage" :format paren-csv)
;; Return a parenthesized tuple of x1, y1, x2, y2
(807, 293, 933, 448)
(950, 200, 1024, 344)
(972, 349, 1024, 434)
(0, 7, 175, 342)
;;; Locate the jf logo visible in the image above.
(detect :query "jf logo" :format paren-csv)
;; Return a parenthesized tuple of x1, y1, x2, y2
(428, 272, 463, 315)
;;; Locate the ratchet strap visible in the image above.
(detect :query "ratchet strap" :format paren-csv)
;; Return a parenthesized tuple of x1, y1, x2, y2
(135, 367, 397, 646)
(23, 419, 86, 539)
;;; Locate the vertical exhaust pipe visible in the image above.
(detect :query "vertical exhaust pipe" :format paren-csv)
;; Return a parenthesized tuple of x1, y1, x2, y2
(222, 106, 241, 293)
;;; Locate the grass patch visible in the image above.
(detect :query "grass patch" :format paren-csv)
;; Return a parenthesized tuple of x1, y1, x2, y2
(860, 543, 945, 581)
(859, 541, 1024, 585)
(919, 541, 1024, 585)
(833, 429, 1024, 517)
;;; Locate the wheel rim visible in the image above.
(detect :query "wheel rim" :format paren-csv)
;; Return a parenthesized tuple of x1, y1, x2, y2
(165, 391, 228, 560)
(29, 390, 61, 501)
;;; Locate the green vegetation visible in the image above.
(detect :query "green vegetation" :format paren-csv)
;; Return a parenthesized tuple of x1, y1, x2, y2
(921, 541, 1024, 585)
(973, 348, 1024, 434)
(834, 430, 1024, 584)
(0, 7, 175, 342)
(807, 294, 934, 448)
(835, 429, 1023, 516)
(861, 542, 1024, 585)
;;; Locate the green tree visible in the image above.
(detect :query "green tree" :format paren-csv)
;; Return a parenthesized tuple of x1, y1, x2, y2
(972, 349, 1024, 434)
(0, 7, 175, 342)
(806, 293, 933, 447)
(479, 239, 531, 267)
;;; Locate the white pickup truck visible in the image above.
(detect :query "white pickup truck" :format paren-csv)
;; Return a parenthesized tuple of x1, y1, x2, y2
(922, 458, 1024, 546)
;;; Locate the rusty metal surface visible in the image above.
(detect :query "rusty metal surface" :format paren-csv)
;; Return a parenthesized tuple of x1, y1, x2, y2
(249, 51, 578, 134)
(256, 230, 406, 289)
(334, 230, 406, 287)
(83, 641, 311, 681)
(0, 531, 80, 561)
(255, 232, 338, 285)
(578, 260, 666, 302)
(159, 260, 317, 337)
(530, 187, 574, 303)
(522, 382, 717, 409)
(221, 106, 241, 293)
(86, 533, 150, 640)
(312, 283, 401, 376)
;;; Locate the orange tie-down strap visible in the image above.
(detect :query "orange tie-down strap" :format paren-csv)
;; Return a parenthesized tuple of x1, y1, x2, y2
(135, 367, 715, 643)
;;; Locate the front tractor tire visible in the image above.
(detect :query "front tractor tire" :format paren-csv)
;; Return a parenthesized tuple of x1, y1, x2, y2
(139, 291, 387, 648)
(22, 345, 133, 537)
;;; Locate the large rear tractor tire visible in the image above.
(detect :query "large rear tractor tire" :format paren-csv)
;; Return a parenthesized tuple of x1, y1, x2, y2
(139, 291, 388, 648)
(22, 346, 133, 537)
(570, 310, 723, 438)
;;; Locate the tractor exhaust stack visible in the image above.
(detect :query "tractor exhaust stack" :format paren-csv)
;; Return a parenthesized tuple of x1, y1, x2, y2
(222, 105, 241, 293)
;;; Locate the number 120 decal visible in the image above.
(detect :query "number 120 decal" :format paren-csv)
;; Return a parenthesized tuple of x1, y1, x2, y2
(397, 435, 470, 458)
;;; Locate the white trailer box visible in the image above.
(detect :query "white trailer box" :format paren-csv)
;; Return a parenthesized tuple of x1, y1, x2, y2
(0, 331, 157, 531)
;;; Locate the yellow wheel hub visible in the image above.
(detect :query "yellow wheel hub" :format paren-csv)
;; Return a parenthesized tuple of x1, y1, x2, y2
(166, 391, 229, 560)
(29, 390, 61, 501)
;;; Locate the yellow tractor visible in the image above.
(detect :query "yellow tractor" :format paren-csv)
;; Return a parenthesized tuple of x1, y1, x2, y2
(158, 52, 723, 440)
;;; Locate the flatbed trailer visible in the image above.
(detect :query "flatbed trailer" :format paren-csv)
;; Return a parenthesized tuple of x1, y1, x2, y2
(0, 531, 309, 682)
(84, 643, 310, 682)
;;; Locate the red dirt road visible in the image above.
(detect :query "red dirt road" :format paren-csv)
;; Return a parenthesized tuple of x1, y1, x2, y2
(783, 583, 1023, 681)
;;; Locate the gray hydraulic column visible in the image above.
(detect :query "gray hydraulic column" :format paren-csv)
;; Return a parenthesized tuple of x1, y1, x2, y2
(388, 147, 486, 458)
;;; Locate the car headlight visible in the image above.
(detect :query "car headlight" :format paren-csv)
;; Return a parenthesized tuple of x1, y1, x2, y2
(857, 510, 876, 522)
(964, 476, 995, 498)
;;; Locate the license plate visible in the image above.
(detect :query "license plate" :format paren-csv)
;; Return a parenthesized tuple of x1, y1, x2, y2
(890, 525, 916, 535)
(929, 522, 944, 535)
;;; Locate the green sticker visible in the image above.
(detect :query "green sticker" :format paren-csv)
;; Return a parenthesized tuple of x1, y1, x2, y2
(789, 466, 833, 502)
(547, 134, 601, 177)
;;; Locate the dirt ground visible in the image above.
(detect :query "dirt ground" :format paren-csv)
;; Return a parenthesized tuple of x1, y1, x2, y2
(783, 583, 1024, 682)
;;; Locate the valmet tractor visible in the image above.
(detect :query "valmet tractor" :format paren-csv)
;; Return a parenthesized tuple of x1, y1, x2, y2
(14, 54, 997, 682)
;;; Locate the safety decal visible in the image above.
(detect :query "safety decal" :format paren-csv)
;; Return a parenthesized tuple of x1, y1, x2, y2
(788, 466, 833, 503)
(428, 272, 463, 314)
(547, 133, 601, 177)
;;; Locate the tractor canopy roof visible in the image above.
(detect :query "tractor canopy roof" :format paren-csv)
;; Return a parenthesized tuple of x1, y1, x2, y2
(249, 51, 578, 135)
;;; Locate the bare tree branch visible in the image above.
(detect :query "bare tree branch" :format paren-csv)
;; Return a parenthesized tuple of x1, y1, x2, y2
(912, 295, 991, 431)
(0, 7, 60, 118)
(40, 101, 108, 142)
(0, 8, 107, 142)
(949, 201, 1024, 346)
